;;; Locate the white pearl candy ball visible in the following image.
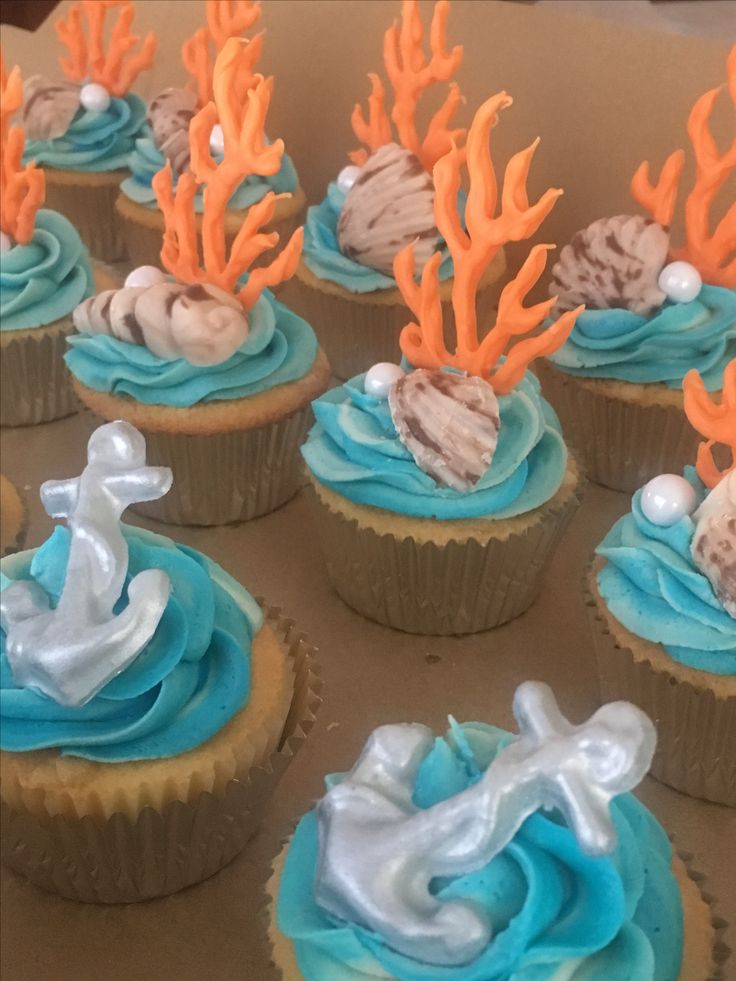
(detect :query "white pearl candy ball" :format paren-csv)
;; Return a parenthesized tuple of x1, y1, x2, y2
(124, 265, 167, 289)
(658, 261, 702, 304)
(364, 362, 405, 399)
(80, 82, 111, 113)
(641, 474, 697, 527)
(0, 231, 11, 254)
(210, 124, 225, 155)
(337, 164, 361, 194)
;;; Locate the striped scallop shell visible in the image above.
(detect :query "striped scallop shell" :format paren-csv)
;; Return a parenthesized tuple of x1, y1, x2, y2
(337, 143, 440, 276)
(147, 87, 198, 175)
(550, 215, 669, 316)
(388, 370, 500, 491)
(22, 75, 81, 141)
(691, 472, 736, 618)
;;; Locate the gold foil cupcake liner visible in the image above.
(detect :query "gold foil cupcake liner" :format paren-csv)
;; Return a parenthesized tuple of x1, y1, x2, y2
(44, 170, 128, 262)
(0, 603, 322, 904)
(0, 319, 78, 427)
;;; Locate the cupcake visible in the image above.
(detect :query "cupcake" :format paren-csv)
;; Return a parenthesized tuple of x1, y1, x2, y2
(288, 0, 506, 380)
(0, 419, 320, 903)
(19, 0, 155, 261)
(301, 94, 584, 635)
(116, 0, 305, 271)
(537, 48, 736, 493)
(0, 475, 27, 556)
(66, 40, 331, 527)
(587, 361, 736, 807)
(269, 681, 723, 980)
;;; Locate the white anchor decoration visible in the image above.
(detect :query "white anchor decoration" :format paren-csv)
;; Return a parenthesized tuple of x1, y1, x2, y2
(314, 681, 657, 967)
(0, 421, 173, 708)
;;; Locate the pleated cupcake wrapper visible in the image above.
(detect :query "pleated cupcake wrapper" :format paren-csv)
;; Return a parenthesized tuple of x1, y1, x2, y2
(307, 473, 583, 635)
(44, 172, 127, 262)
(585, 569, 736, 807)
(0, 603, 322, 904)
(536, 361, 698, 495)
(0, 319, 78, 427)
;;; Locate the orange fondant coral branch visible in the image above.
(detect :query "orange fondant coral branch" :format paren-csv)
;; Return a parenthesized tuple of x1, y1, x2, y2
(207, 0, 261, 47)
(0, 58, 45, 245)
(396, 92, 581, 394)
(631, 46, 736, 288)
(183, 0, 262, 107)
(349, 74, 391, 166)
(683, 361, 736, 489)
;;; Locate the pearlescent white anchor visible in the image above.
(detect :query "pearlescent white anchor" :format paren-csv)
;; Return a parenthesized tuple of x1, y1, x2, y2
(314, 681, 656, 968)
(0, 421, 173, 708)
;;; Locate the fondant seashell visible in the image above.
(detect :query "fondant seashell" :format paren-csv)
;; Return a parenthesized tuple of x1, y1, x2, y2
(550, 215, 669, 316)
(22, 75, 81, 141)
(147, 87, 198, 175)
(691, 472, 736, 618)
(73, 282, 249, 367)
(388, 370, 500, 491)
(337, 143, 440, 276)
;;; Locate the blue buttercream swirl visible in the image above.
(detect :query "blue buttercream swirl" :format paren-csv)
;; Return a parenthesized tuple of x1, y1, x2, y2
(0, 209, 93, 331)
(547, 285, 736, 390)
(65, 293, 319, 407)
(119, 127, 299, 212)
(277, 721, 683, 981)
(0, 525, 261, 761)
(596, 467, 736, 675)
(23, 94, 147, 173)
(301, 370, 567, 520)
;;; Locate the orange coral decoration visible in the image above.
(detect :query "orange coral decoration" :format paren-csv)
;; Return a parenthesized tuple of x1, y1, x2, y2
(683, 360, 736, 489)
(350, 0, 464, 172)
(152, 38, 302, 313)
(631, 46, 736, 288)
(394, 93, 582, 395)
(56, 1, 157, 98)
(183, 0, 262, 108)
(0, 57, 45, 245)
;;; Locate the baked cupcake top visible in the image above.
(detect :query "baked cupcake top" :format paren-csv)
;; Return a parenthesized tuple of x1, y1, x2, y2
(303, 93, 581, 520)
(66, 38, 317, 409)
(0, 60, 93, 332)
(0, 420, 261, 761)
(275, 682, 686, 980)
(546, 47, 736, 390)
(20, 1, 155, 173)
(596, 361, 736, 676)
(120, 0, 299, 214)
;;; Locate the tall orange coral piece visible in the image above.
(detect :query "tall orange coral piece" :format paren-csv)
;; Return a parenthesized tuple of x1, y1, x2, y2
(153, 38, 302, 313)
(350, 0, 464, 171)
(0, 57, 45, 245)
(183, 0, 262, 107)
(683, 361, 736, 489)
(394, 93, 582, 395)
(631, 46, 736, 288)
(56, 1, 157, 98)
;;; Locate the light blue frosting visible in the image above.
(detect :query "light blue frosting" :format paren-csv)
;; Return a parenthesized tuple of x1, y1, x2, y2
(596, 467, 736, 676)
(0, 525, 262, 761)
(65, 292, 319, 407)
(302, 181, 455, 293)
(23, 94, 147, 173)
(301, 370, 567, 520)
(277, 721, 683, 981)
(547, 285, 736, 390)
(119, 127, 299, 212)
(0, 209, 93, 331)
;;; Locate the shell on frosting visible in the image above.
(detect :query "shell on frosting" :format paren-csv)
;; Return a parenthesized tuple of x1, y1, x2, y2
(691, 471, 736, 619)
(337, 143, 440, 276)
(147, 87, 198, 175)
(22, 75, 81, 142)
(388, 369, 500, 491)
(550, 215, 670, 316)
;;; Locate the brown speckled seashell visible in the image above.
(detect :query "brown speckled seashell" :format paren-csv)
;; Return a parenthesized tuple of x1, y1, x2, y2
(22, 75, 81, 141)
(388, 370, 500, 491)
(147, 87, 198, 175)
(691, 473, 736, 618)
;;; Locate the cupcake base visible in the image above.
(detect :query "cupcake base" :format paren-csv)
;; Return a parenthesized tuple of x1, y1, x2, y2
(44, 167, 129, 262)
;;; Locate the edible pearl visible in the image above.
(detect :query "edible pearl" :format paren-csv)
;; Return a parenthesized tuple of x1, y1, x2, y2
(210, 123, 225, 155)
(80, 82, 111, 113)
(641, 474, 697, 527)
(0, 231, 11, 254)
(658, 261, 702, 304)
(124, 265, 167, 289)
(337, 164, 361, 194)
(364, 362, 405, 399)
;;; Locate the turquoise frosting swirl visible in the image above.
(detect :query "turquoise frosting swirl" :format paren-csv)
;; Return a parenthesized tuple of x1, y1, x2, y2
(0, 525, 261, 761)
(303, 181, 455, 293)
(0, 209, 93, 331)
(65, 293, 319, 407)
(301, 370, 567, 520)
(277, 721, 683, 981)
(23, 94, 147, 173)
(596, 467, 736, 675)
(119, 128, 299, 211)
(547, 285, 736, 390)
